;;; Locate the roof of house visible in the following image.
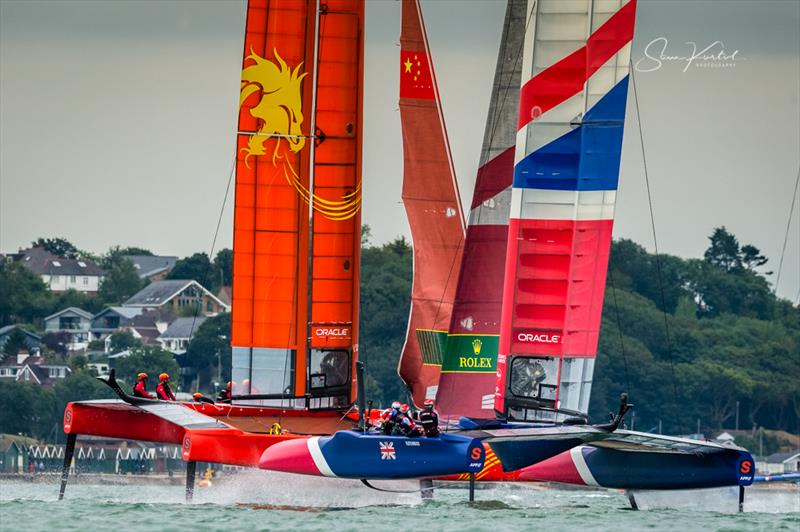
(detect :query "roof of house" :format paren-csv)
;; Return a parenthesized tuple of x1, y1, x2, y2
(124, 255, 179, 279)
(159, 317, 206, 339)
(44, 307, 94, 322)
(123, 279, 228, 309)
(0, 439, 21, 454)
(0, 325, 42, 341)
(94, 306, 144, 320)
(16, 247, 104, 276)
(765, 451, 800, 463)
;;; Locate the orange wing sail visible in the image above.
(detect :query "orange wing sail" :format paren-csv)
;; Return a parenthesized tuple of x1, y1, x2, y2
(396, 0, 466, 407)
(232, 0, 364, 408)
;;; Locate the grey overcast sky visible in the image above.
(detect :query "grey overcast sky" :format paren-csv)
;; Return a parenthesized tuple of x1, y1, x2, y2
(1, 0, 798, 301)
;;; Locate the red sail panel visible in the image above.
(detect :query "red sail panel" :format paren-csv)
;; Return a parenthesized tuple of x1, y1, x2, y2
(397, 0, 466, 407)
(233, 0, 315, 355)
(434, 0, 526, 419)
(308, 0, 364, 405)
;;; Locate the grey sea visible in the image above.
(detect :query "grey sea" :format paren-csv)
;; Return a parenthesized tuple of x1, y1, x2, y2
(1, 472, 798, 532)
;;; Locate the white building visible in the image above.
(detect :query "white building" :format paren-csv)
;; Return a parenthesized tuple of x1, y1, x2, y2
(44, 307, 93, 351)
(12, 247, 104, 293)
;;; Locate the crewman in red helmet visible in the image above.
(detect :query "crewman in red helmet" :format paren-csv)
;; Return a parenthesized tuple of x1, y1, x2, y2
(132, 372, 153, 398)
(155, 373, 176, 401)
(416, 399, 440, 437)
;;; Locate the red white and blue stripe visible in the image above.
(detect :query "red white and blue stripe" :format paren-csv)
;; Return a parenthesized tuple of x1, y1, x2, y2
(496, 0, 637, 417)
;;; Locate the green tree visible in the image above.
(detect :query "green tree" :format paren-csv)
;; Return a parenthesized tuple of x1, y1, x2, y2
(185, 313, 231, 389)
(704, 226, 742, 272)
(99, 257, 144, 304)
(2, 327, 31, 359)
(117, 247, 153, 256)
(214, 249, 233, 287)
(41, 331, 71, 357)
(114, 345, 180, 389)
(31, 237, 80, 259)
(359, 237, 413, 405)
(0, 261, 53, 326)
(167, 253, 216, 290)
(107, 330, 141, 353)
(0, 381, 57, 439)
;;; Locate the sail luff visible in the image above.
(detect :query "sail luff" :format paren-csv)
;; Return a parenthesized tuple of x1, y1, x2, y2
(396, 0, 466, 406)
(495, 0, 637, 420)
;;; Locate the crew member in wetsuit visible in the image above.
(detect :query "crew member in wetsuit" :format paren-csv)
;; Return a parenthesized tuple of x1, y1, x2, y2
(416, 399, 440, 437)
(132, 372, 153, 398)
(217, 381, 232, 403)
(380, 401, 402, 435)
(156, 373, 176, 401)
(192, 392, 204, 402)
(392, 404, 418, 436)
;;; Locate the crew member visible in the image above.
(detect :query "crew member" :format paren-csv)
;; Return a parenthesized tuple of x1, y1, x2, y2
(156, 373, 176, 401)
(132, 373, 153, 398)
(392, 403, 418, 437)
(416, 399, 440, 437)
(192, 392, 204, 402)
(217, 381, 232, 403)
(380, 401, 402, 435)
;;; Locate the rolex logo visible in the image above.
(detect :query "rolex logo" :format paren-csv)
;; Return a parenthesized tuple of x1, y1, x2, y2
(472, 338, 482, 355)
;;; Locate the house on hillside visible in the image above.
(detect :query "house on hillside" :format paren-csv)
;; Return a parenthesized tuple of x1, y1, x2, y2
(123, 280, 229, 316)
(104, 309, 175, 353)
(762, 452, 800, 475)
(0, 325, 41, 354)
(0, 352, 71, 389)
(158, 317, 206, 355)
(90, 307, 144, 340)
(44, 307, 93, 351)
(11, 247, 104, 293)
(124, 255, 178, 282)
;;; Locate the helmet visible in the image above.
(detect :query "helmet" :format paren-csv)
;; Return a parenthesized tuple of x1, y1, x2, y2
(226, 381, 232, 388)
(391, 401, 401, 409)
(137, 372, 148, 380)
(192, 392, 202, 399)
(159, 373, 169, 381)
(423, 399, 434, 409)
(400, 403, 409, 413)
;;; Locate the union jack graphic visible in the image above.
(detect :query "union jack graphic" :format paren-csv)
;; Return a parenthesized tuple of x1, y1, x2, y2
(379, 441, 396, 460)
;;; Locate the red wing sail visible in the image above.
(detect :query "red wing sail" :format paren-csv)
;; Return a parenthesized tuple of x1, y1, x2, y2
(397, 0, 466, 407)
(233, 0, 364, 407)
(434, 0, 527, 419)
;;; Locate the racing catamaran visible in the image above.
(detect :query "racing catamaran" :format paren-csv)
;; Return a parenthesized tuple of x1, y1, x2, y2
(60, 0, 368, 500)
(260, 0, 755, 507)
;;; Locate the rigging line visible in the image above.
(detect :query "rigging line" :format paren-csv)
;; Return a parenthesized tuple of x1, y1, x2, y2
(774, 165, 800, 294)
(608, 267, 632, 396)
(187, 149, 237, 363)
(630, 63, 679, 410)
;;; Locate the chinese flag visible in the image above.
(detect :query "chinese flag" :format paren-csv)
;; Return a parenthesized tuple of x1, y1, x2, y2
(400, 50, 434, 100)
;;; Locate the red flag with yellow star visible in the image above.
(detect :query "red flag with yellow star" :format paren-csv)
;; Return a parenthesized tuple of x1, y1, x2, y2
(400, 50, 434, 100)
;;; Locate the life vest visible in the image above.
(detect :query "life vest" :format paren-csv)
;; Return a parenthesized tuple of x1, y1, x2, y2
(133, 380, 152, 399)
(156, 382, 175, 401)
(418, 409, 439, 437)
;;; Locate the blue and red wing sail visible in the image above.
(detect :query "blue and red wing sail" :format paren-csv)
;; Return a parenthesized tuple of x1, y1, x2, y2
(495, 0, 637, 420)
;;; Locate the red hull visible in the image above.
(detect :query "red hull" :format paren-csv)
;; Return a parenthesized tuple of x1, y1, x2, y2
(64, 401, 362, 468)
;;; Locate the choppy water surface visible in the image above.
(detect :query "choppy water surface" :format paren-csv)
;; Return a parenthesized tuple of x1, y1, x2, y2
(1, 472, 797, 532)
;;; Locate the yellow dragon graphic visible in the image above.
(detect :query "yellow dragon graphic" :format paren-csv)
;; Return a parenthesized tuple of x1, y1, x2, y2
(240, 49, 361, 221)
